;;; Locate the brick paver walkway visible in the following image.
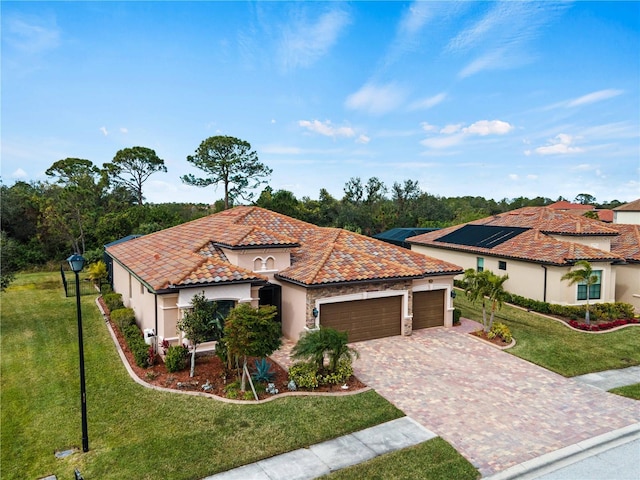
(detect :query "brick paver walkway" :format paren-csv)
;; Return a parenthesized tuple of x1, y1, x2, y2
(351, 320, 640, 477)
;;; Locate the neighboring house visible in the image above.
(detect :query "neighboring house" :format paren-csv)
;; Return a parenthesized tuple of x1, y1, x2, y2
(373, 227, 440, 249)
(548, 200, 613, 223)
(613, 199, 640, 224)
(408, 207, 640, 313)
(105, 206, 463, 349)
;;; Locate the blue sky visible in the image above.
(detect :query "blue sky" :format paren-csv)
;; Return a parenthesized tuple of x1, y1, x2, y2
(2, 1, 639, 205)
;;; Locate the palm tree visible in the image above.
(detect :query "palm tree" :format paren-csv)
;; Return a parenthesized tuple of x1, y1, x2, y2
(485, 271, 509, 332)
(462, 268, 509, 332)
(561, 260, 598, 325)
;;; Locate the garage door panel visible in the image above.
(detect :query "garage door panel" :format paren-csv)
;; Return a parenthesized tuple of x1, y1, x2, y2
(413, 290, 445, 329)
(320, 296, 402, 343)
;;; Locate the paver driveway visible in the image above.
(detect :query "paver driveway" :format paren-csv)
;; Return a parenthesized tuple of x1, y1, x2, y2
(352, 320, 640, 477)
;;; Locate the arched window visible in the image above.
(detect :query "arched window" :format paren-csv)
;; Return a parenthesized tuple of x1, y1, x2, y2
(266, 257, 275, 270)
(253, 257, 263, 271)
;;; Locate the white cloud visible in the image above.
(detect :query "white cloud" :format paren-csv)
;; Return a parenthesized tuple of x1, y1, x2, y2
(534, 133, 584, 155)
(448, 1, 568, 78)
(440, 123, 463, 134)
(421, 133, 465, 149)
(4, 15, 60, 54)
(399, 2, 434, 36)
(11, 168, 28, 179)
(422, 119, 514, 150)
(298, 119, 355, 138)
(509, 174, 519, 180)
(463, 120, 513, 136)
(567, 89, 623, 107)
(408, 92, 447, 111)
(527, 174, 538, 180)
(120, 127, 128, 134)
(345, 83, 407, 115)
(420, 122, 438, 132)
(356, 134, 370, 144)
(279, 8, 350, 70)
(100, 127, 108, 136)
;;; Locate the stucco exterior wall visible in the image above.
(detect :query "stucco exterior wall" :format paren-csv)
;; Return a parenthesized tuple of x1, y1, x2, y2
(613, 264, 640, 313)
(221, 247, 292, 276)
(157, 293, 179, 342)
(279, 282, 308, 341)
(411, 245, 616, 306)
(547, 234, 612, 252)
(111, 261, 156, 331)
(614, 211, 640, 224)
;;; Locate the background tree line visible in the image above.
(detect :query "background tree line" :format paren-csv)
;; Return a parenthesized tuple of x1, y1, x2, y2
(0, 135, 626, 284)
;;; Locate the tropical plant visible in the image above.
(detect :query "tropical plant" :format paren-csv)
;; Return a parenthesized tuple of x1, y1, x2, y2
(87, 259, 108, 287)
(561, 260, 598, 325)
(251, 358, 275, 383)
(291, 327, 359, 373)
(462, 269, 509, 332)
(176, 293, 225, 377)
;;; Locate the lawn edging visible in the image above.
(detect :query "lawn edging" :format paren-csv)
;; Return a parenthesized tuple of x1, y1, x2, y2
(96, 297, 372, 404)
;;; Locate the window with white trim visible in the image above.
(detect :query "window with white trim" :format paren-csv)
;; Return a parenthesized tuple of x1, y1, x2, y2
(477, 257, 484, 272)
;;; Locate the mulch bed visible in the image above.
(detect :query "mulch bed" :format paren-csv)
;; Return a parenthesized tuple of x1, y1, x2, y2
(99, 297, 366, 401)
(470, 330, 510, 347)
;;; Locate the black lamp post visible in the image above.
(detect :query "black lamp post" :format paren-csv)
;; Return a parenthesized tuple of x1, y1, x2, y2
(67, 253, 89, 453)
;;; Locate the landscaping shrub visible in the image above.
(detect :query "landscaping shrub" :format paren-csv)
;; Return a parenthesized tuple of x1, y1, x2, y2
(318, 359, 353, 385)
(291, 327, 359, 372)
(569, 318, 640, 331)
(110, 307, 136, 330)
(288, 362, 319, 389)
(165, 344, 189, 373)
(453, 308, 462, 325)
(487, 322, 512, 343)
(122, 324, 152, 368)
(103, 292, 124, 312)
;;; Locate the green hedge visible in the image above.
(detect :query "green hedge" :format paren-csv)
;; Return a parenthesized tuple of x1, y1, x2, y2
(122, 324, 151, 368)
(110, 307, 136, 331)
(503, 293, 634, 321)
(103, 292, 124, 312)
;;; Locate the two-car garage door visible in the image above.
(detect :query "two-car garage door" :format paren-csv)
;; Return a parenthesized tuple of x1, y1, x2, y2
(319, 290, 445, 343)
(320, 296, 402, 343)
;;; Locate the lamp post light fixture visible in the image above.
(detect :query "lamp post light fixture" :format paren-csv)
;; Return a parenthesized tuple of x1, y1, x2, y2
(67, 253, 89, 453)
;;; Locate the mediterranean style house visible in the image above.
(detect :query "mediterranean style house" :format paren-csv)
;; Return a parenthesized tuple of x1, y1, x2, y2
(408, 207, 640, 313)
(105, 206, 463, 349)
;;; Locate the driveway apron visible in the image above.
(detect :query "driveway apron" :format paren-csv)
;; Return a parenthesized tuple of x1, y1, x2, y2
(352, 322, 640, 477)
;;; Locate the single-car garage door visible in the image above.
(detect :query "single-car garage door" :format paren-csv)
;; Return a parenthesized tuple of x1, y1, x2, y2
(320, 296, 402, 343)
(413, 290, 445, 329)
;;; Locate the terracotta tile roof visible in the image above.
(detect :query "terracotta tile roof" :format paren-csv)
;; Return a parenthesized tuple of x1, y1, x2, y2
(597, 209, 614, 222)
(613, 199, 640, 211)
(408, 207, 624, 266)
(608, 224, 640, 262)
(474, 207, 618, 235)
(106, 206, 462, 291)
(548, 201, 594, 211)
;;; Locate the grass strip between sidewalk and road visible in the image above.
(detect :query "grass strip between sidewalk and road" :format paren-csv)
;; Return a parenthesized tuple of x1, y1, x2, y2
(454, 290, 640, 377)
(1, 272, 477, 480)
(320, 437, 480, 480)
(609, 383, 640, 400)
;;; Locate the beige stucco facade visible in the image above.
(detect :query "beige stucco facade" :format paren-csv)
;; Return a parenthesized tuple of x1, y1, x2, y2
(614, 264, 640, 312)
(614, 210, 640, 224)
(411, 245, 617, 306)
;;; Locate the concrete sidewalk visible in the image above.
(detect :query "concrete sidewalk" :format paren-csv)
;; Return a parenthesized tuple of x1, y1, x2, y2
(202, 417, 437, 480)
(573, 365, 640, 391)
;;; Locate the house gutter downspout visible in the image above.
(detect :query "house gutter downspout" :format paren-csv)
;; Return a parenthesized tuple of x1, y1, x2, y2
(154, 292, 159, 354)
(541, 265, 548, 303)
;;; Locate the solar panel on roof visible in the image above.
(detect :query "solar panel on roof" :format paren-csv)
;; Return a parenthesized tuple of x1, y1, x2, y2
(435, 225, 527, 248)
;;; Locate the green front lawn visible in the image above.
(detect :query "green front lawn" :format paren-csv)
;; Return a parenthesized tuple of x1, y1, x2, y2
(609, 383, 640, 400)
(320, 437, 479, 480)
(455, 291, 640, 377)
(1, 272, 404, 480)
